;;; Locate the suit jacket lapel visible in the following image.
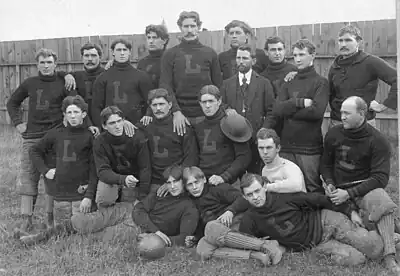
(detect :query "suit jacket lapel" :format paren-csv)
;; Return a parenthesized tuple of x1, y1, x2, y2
(246, 71, 258, 106)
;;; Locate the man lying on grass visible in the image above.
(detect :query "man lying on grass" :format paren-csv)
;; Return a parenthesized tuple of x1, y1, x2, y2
(199, 173, 385, 266)
(181, 166, 284, 266)
(18, 99, 140, 245)
(132, 164, 199, 247)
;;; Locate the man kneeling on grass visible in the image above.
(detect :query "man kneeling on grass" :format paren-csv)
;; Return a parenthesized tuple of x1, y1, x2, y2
(181, 166, 284, 266)
(236, 173, 385, 266)
(132, 164, 199, 247)
(19, 100, 147, 245)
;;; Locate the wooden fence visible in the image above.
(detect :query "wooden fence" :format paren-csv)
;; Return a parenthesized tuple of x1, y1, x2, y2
(0, 19, 398, 139)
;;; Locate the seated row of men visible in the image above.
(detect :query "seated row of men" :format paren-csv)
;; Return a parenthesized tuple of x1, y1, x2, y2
(14, 92, 400, 272)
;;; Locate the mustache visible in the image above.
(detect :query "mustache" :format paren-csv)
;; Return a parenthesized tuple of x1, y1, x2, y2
(185, 33, 195, 37)
(340, 47, 349, 51)
(86, 62, 96, 65)
(155, 111, 164, 114)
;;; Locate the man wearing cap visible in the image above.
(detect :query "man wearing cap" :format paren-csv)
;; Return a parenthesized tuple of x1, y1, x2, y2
(328, 25, 397, 129)
(272, 39, 328, 193)
(218, 20, 269, 80)
(220, 44, 276, 174)
(193, 85, 252, 187)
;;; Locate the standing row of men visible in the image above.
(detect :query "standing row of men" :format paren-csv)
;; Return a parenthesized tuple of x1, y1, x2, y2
(6, 9, 400, 275)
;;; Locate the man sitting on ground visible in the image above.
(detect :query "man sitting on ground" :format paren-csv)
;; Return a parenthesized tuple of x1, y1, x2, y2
(132, 164, 199, 247)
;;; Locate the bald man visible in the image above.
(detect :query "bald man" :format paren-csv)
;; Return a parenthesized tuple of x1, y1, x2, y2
(321, 96, 400, 275)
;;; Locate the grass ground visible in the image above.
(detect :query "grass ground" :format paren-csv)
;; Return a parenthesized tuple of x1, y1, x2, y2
(0, 125, 399, 276)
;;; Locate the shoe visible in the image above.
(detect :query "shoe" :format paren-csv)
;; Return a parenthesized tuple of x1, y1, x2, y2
(250, 251, 272, 266)
(383, 254, 400, 276)
(260, 240, 284, 265)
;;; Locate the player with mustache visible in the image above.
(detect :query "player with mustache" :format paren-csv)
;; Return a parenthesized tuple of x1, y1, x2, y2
(327, 25, 397, 129)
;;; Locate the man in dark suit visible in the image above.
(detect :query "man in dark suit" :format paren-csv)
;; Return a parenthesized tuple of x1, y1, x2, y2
(220, 44, 276, 174)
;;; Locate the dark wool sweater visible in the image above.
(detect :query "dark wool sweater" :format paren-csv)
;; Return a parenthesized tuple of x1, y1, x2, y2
(193, 108, 251, 182)
(321, 120, 391, 198)
(132, 191, 199, 246)
(191, 182, 249, 238)
(72, 66, 104, 119)
(328, 50, 398, 121)
(218, 48, 269, 80)
(137, 49, 164, 89)
(7, 73, 74, 139)
(93, 130, 151, 198)
(239, 192, 354, 251)
(139, 113, 199, 185)
(274, 66, 329, 155)
(159, 39, 223, 118)
(260, 60, 298, 98)
(91, 61, 153, 127)
(30, 123, 97, 201)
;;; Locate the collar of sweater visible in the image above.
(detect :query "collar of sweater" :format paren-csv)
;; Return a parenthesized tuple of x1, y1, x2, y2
(181, 38, 202, 47)
(267, 59, 288, 72)
(204, 107, 225, 123)
(296, 65, 317, 79)
(39, 72, 57, 82)
(65, 122, 86, 133)
(114, 61, 133, 71)
(148, 49, 164, 58)
(333, 50, 369, 68)
(154, 113, 173, 125)
(103, 131, 128, 145)
(84, 65, 104, 77)
(342, 119, 370, 139)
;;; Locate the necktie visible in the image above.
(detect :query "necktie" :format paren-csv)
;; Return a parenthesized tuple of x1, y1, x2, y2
(241, 76, 248, 113)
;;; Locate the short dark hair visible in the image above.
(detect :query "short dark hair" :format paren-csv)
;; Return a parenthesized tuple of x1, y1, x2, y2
(199, 85, 221, 101)
(61, 95, 88, 113)
(163, 164, 183, 182)
(100, 106, 124, 126)
(338, 25, 363, 41)
(224, 20, 253, 37)
(256, 128, 280, 147)
(292, 39, 316, 55)
(177, 11, 202, 28)
(148, 88, 172, 105)
(182, 166, 205, 185)
(237, 44, 256, 58)
(145, 24, 170, 48)
(80, 42, 103, 57)
(110, 38, 132, 51)
(35, 48, 58, 62)
(264, 36, 285, 50)
(240, 173, 263, 193)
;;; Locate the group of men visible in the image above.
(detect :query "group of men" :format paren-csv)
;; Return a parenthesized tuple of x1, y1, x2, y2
(5, 9, 400, 275)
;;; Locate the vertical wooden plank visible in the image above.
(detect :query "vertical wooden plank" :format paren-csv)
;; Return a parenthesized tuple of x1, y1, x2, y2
(291, 24, 313, 43)
(372, 20, 388, 56)
(198, 30, 213, 49)
(210, 30, 224, 54)
(255, 26, 278, 51)
(166, 32, 181, 49)
(6, 42, 16, 124)
(362, 21, 373, 54)
(387, 19, 397, 55)
(0, 42, 6, 124)
(277, 26, 291, 54)
(132, 33, 147, 62)
(313, 23, 324, 55)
